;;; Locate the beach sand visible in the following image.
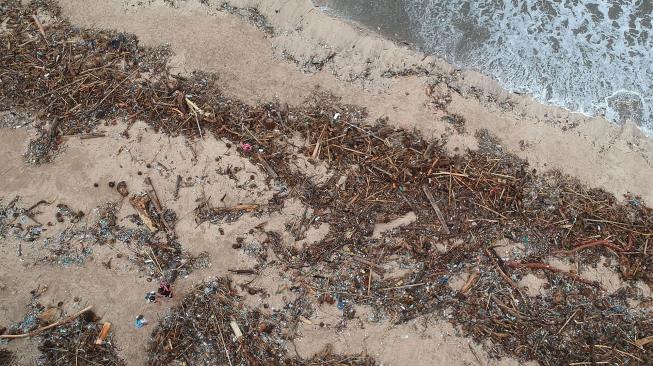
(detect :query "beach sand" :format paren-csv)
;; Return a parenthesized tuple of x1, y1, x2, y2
(1, 1, 651, 365)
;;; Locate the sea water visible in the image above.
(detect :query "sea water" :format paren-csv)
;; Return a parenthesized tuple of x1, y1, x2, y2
(316, 0, 653, 135)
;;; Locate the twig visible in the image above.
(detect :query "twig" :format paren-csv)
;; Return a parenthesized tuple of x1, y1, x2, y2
(146, 178, 174, 235)
(491, 295, 523, 319)
(379, 282, 426, 292)
(467, 343, 483, 366)
(32, 14, 48, 44)
(174, 175, 182, 201)
(554, 239, 622, 255)
(422, 186, 450, 234)
(217, 320, 233, 366)
(312, 125, 326, 159)
(486, 248, 520, 292)
(210, 204, 258, 214)
(344, 253, 385, 275)
(27, 199, 48, 212)
(257, 155, 278, 179)
(0, 305, 93, 339)
(79, 132, 106, 139)
(557, 310, 578, 334)
(461, 272, 480, 294)
(594, 345, 642, 362)
(228, 269, 256, 275)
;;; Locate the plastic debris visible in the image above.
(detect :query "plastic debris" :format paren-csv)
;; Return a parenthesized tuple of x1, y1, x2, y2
(158, 281, 172, 298)
(240, 143, 252, 152)
(135, 315, 148, 329)
(145, 291, 156, 303)
(337, 299, 346, 311)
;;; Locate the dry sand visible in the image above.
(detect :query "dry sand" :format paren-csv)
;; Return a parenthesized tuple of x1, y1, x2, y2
(0, 121, 537, 365)
(1, 0, 652, 365)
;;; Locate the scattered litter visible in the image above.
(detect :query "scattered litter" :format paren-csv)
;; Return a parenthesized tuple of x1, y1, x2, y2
(36, 309, 124, 366)
(158, 281, 172, 298)
(240, 142, 253, 152)
(135, 315, 148, 329)
(148, 278, 375, 365)
(95, 322, 112, 345)
(145, 291, 157, 303)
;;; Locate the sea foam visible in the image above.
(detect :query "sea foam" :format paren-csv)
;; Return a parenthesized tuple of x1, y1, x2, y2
(402, 0, 652, 134)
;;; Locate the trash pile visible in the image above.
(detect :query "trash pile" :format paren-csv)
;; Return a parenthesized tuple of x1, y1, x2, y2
(37, 311, 124, 366)
(90, 186, 209, 282)
(2, 1, 653, 364)
(148, 277, 375, 365)
(0, 286, 122, 366)
(0, 190, 207, 280)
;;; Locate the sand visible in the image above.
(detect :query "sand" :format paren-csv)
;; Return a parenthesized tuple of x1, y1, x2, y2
(0, 121, 536, 365)
(55, 0, 652, 204)
(1, 0, 652, 365)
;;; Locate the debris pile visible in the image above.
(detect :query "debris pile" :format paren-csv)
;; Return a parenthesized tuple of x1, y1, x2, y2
(0, 286, 120, 365)
(148, 277, 375, 365)
(37, 311, 124, 366)
(95, 191, 208, 282)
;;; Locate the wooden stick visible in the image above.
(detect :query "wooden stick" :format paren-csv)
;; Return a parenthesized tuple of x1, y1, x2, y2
(460, 272, 480, 294)
(230, 319, 243, 340)
(95, 322, 112, 345)
(554, 239, 622, 255)
(211, 204, 258, 214)
(0, 305, 93, 339)
(422, 186, 450, 234)
(32, 14, 48, 44)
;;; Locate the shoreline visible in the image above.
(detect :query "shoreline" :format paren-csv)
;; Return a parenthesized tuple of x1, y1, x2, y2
(315, 0, 653, 136)
(55, 0, 651, 204)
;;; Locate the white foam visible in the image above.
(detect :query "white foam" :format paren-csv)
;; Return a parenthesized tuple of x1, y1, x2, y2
(403, 0, 653, 134)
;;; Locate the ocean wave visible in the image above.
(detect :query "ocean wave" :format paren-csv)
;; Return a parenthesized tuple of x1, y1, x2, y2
(403, 0, 652, 133)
